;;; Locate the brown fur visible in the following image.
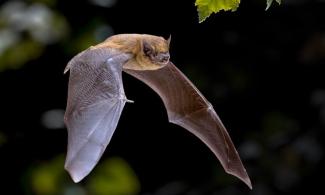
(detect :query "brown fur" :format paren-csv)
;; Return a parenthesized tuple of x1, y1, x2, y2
(95, 34, 170, 70)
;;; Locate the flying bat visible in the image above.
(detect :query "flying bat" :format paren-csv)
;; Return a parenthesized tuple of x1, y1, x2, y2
(64, 34, 252, 189)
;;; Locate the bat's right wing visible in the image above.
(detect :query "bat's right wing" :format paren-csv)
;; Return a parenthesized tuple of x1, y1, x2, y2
(124, 62, 252, 189)
(64, 48, 131, 182)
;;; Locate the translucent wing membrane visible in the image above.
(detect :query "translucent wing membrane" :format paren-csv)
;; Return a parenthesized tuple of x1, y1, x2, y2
(64, 48, 131, 182)
(124, 62, 252, 189)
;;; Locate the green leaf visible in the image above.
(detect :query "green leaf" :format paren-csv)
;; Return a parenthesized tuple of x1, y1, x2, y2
(195, 0, 240, 23)
(266, 0, 281, 11)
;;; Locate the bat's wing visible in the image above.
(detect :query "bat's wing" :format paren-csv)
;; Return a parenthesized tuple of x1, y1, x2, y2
(124, 62, 252, 189)
(64, 48, 131, 182)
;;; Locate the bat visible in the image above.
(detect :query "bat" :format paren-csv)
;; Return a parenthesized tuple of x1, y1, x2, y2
(64, 34, 252, 189)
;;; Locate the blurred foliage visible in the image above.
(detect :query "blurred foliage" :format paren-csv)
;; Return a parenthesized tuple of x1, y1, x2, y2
(0, 0, 68, 71)
(87, 157, 140, 195)
(195, 0, 282, 22)
(28, 156, 139, 195)
(30, 155, 67, 195)
(0, 38, 43, 71)
(0, 0, 115, 71)
(66, 20, 114, 54)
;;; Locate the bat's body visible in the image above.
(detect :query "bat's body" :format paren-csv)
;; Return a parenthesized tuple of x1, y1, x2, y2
(64, 34, 252, 189)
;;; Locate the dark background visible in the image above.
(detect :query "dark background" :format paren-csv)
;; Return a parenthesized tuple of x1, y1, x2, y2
(0, 0, 324, 194)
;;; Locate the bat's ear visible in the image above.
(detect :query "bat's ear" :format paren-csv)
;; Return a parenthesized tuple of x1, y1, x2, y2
(167, 34, 171, 48)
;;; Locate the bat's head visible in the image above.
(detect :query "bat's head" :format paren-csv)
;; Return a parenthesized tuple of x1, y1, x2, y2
(137, 35, 171, 70)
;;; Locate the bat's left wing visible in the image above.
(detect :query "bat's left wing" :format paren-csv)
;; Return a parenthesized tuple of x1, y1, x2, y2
(124, 62, 252, 189)
(64, 48, 131, 182)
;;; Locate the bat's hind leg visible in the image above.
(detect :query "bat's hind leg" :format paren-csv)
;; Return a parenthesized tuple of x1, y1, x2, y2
(124, 98, 134, 103)
(117, 94, 134, 103)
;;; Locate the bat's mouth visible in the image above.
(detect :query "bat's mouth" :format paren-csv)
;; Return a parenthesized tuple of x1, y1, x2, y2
(153, 53, 170, 65)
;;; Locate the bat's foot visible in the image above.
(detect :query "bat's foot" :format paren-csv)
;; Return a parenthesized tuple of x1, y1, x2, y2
(121, 97, 134, 103)
(118, 94, 134, 103)
(125, 98, 134, 103)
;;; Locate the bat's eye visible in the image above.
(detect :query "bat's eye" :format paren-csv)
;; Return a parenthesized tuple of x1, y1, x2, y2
(143, 47, 152, 56)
